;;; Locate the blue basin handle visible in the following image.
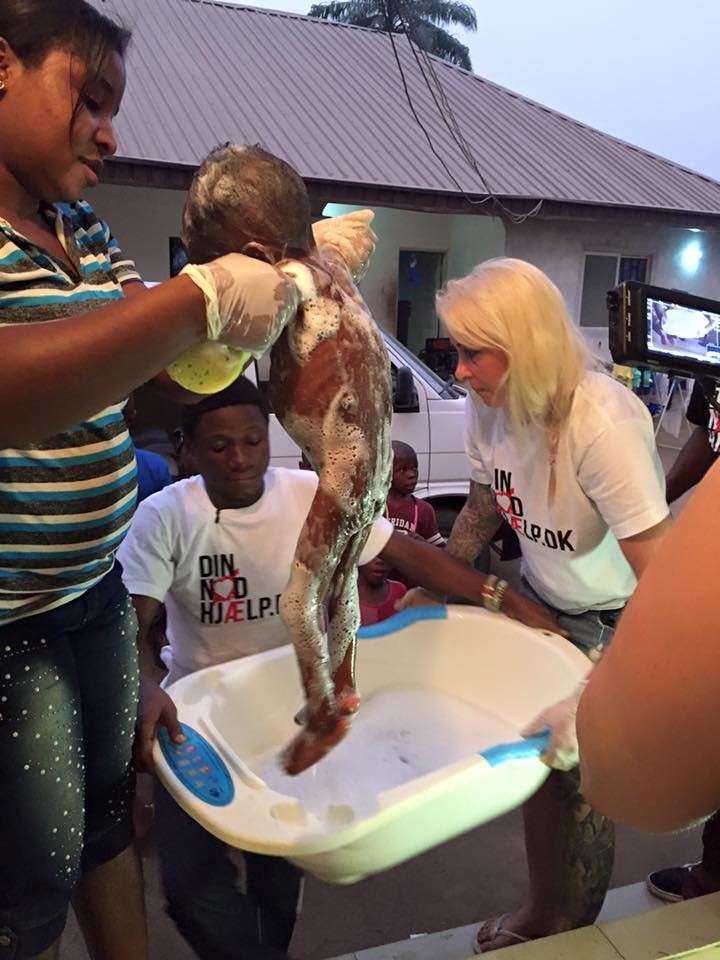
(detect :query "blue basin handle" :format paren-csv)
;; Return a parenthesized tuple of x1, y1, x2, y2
(479, 731, 551, 767)
(357, 604, 448, 639)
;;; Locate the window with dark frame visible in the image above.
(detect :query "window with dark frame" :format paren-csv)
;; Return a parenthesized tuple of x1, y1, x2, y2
(579, 253, 649, 327)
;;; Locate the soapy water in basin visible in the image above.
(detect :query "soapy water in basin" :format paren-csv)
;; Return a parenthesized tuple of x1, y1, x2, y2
(250, 685, 520, 819)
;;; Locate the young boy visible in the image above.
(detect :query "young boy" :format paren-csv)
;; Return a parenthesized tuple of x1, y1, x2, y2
(386, 441, 445, 547)
(386, 441, 444, 585)
(358, 556, 407, 626)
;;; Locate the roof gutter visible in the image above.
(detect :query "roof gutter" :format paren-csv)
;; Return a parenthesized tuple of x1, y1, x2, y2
(104, 158, 720, 229)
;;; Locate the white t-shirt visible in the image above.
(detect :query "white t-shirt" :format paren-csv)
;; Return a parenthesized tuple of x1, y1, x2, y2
(118, 467, 393, 683)
(465, 372, 669, 614)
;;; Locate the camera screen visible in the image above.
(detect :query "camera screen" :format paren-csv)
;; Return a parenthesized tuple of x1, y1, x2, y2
(647, 297, 720, 367)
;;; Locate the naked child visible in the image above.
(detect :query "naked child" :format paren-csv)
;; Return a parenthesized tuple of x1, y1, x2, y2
(181, 144, 393, 774)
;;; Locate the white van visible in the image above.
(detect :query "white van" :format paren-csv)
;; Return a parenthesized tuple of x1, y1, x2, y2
(135, 322, 471, 536)
(246, 332, 470, 536)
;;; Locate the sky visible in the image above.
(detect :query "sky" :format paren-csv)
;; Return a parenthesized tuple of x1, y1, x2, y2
(227, 0, 720, 181)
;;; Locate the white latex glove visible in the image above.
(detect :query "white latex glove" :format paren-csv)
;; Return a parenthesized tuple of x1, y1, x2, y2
(521, 678, 590, 772)
(312, 210, 377, 282)
(181, 253, 300, 354)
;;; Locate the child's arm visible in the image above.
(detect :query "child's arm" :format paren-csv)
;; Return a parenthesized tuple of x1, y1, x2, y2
(312, 210, 376, 282)
(417, 498, 446, 547)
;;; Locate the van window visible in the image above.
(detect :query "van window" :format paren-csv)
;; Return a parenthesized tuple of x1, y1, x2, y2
(254, 354, 273, 409)
(387, 334, 464, 399)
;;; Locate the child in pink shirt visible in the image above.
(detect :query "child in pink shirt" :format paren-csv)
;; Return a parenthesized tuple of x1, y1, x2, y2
(358, 556, 407, 626)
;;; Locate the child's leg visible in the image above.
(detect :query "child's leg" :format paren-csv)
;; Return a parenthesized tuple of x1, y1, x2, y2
(327, 527, 371, 714)
(279, 484, 356, 774)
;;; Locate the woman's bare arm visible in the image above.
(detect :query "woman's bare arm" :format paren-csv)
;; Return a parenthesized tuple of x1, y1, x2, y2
(617, 515, 672, 579)
(0, 276, 205, 446)
(578, 462, 720, 831)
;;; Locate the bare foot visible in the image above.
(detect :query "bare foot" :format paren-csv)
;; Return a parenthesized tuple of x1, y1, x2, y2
(281, 715, 350, 775)
(335, 685, 361, 716)
(294, 687, 359, 726)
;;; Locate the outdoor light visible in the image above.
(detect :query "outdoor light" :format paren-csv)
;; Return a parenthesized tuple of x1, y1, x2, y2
(680, 238, 704, 275)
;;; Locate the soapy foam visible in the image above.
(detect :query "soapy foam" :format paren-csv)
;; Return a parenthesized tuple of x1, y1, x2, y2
(273, 259, 391, 731)
(279, 261, 317, 304)
(250, 685, 519, 820)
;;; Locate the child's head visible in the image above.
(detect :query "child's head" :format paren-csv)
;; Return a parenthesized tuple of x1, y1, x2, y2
(358, 556, 390, 588)
(182, 143, 314, 265)
(391, 441, 419, 496)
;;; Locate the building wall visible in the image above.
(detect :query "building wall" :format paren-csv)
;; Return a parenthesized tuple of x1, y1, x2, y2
(92, 184, 186, 281)
(505, 217, 720, 358)
(285, 203, 505, 336)
(92, 183, 720, 351)
(91, 186, 506, 339)
(447, 213, 506, 283)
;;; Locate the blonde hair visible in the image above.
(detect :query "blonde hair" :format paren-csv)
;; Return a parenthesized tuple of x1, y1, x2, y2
(437, 258, 589, 436)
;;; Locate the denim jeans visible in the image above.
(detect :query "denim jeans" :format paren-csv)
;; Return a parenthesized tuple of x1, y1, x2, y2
(520, 579, 622, 661)
(155, 782, 302, 960)
(0, 564, 138, 959)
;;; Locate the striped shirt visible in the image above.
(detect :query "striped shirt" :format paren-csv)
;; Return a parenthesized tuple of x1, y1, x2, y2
(0, 201, 142, 624)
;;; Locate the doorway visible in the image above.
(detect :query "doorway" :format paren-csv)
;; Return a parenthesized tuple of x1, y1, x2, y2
(396, 250, 446, 355)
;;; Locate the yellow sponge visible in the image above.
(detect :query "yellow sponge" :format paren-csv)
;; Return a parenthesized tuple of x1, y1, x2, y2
(166, 342, 251, 394)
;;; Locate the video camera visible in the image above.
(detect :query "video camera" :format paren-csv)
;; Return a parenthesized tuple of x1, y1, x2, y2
(608, 281, 720, 381)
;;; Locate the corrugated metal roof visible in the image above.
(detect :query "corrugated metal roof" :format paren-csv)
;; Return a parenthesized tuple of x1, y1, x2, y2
(98, 0, 720, 216)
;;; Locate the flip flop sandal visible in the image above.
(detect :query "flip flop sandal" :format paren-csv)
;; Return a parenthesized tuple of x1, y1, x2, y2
(473, 914, 531, 954)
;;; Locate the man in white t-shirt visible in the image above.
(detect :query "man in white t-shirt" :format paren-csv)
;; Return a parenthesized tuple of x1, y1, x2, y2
(119, 378, 558, 960)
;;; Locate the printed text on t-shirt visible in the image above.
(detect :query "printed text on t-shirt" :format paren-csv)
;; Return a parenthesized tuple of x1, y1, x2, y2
(198, 554, 281, 625)
(493, 469, 575, 552)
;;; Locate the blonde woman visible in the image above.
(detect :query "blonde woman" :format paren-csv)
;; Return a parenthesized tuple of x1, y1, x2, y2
(436, 259, 671, 952)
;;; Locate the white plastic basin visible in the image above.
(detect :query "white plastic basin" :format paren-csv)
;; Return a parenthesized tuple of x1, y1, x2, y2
(154, 605, 589, 884)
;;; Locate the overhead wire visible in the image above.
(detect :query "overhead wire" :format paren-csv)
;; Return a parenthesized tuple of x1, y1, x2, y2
(380, 0, 542, 223)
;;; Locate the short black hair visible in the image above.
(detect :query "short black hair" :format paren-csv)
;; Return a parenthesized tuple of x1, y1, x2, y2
(392, 440, 417, 461)
(181, 378, 270, 439)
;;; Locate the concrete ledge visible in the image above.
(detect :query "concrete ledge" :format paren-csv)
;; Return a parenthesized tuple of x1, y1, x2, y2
(330, 888, 720, 960)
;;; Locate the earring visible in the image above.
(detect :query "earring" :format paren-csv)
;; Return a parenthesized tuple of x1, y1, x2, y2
(0, 78, 6, 92)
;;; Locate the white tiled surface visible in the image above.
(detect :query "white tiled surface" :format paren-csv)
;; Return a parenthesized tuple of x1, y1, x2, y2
(354, 923, 477, 959)
(327, 883, 674, 960)
(597, 882, 665, 924)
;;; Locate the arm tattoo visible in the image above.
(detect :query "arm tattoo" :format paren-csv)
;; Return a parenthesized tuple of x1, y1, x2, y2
(447, 481, 501, 565)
